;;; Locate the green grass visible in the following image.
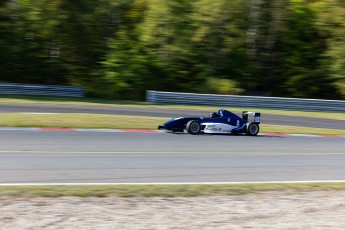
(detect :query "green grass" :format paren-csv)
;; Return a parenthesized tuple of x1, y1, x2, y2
(0, 94, 344, 120)
(0, 113, 344, 135)
(0, 94, 147, 106)
(0, 113, 167, 129)
(1, 183, 345, 197)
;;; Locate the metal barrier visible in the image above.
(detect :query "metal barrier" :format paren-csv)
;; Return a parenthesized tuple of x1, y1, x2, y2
(146, 90, 345, 112)
(0, 83, 85, 97)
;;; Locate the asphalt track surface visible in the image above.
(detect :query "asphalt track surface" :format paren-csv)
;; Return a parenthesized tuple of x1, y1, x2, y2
(0, 103, 344, 129)
(1, 130, 344, 183)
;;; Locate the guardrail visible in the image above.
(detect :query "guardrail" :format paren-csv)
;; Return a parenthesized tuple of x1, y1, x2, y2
(0, 83, 85, 97)
(146, 90, 345, 112)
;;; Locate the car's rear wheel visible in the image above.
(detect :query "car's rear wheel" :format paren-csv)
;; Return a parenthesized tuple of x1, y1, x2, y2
(186, 120, 201, 135)
(246, 122, 259, 136)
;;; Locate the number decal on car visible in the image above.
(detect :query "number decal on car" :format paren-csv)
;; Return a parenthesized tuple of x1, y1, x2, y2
(254, 117, 260, 122)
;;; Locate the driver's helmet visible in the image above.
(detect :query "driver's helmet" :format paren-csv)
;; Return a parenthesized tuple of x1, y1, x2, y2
(209, 112, 218, 118)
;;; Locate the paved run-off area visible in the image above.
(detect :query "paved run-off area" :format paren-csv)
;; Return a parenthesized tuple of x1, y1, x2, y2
(1, 190, 345, 230)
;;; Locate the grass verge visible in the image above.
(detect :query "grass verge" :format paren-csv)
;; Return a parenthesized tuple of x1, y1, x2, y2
(0, 113, 167, 130)
(0, 113, 344, 135)
(0, 94, 344, 120)
(1, 183, 345, 197)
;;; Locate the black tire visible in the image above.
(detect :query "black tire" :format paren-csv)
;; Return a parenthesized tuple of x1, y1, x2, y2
(186, 120, 201, 135)
(246, 122, 259, 136)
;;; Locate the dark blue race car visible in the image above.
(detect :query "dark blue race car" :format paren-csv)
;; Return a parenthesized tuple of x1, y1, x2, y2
(158, 109, 261, 136)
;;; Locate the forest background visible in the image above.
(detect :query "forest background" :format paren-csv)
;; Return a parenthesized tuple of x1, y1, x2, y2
(0, 0, 344, 100)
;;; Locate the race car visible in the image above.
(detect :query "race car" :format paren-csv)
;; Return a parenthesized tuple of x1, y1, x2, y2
(158, 109, 261, 136)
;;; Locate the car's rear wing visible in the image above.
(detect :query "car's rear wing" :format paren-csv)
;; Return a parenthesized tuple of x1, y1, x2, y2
(242, 111, 261, 124)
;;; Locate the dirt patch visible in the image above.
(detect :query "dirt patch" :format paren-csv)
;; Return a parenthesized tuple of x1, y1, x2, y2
(1, 190, 345, 230)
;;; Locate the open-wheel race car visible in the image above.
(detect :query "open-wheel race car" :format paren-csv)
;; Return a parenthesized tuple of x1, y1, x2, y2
(158, 109, 261, 136)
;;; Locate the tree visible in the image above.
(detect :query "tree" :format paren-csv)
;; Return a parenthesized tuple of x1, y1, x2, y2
(0, 0, 15, 81)
(139, 0, 198, 92)
(46, 0, 110, 85)
(278, 0, 336, 98)
(98, 0, 150, 98)
(245, 0, 289, 95)
(313, 0, 345, 99)
(191, 0, 247, 92)
(1, 0, 68, 84)
(1, 0, 343, 100)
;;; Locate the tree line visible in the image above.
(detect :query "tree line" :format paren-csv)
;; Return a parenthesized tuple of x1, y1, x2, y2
(1, 0, 344, 100)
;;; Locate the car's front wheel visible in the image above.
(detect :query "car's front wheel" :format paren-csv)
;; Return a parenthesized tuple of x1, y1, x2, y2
(246, 122, 259, 136)
(186, 120, 201, 135)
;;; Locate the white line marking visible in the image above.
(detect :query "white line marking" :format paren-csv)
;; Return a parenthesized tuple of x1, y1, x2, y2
(0, 151, 345, 155)
(20, 113, 60, 115)
(1, 181, 345, 186)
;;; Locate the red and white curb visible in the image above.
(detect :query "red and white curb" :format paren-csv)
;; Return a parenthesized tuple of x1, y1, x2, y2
(0, 127, 343, 138)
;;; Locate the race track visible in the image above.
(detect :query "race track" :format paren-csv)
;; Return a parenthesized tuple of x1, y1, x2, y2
(1, 130, 344, 184)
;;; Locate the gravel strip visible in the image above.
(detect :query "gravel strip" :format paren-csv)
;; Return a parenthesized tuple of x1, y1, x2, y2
(1, 190, 345, 230)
